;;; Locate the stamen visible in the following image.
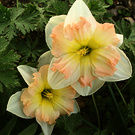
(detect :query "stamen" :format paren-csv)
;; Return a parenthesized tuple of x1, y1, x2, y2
(41, 90, 53, 99)
(77, 46, 91, 56)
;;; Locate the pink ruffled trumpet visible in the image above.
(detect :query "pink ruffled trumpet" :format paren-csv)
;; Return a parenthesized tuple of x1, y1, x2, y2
(7, 65, 79, 135)
(44, 0, 132, 96)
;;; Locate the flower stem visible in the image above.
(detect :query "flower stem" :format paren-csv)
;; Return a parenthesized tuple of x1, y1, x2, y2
(16, 0, 18, 9)
(114, 82, 135, 124)
(92, 94, 100, 129)
(108, 84, 128, 133)
(114, 82, 127, 107)
(82, 118, 99, 130)
(121, 74, 134, 91)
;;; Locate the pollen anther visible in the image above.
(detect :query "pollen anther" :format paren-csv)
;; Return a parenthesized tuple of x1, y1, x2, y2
(77, 46, 91, 56)
(42, 90, 53, 99)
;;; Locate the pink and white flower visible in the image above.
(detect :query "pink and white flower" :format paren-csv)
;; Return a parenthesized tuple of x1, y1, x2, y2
(7, 65, 79, 135)
(44, 0, 132, 96)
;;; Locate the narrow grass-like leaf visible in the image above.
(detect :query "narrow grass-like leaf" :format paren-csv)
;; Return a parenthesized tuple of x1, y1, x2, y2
(0, 116, 17, 135)
(92, 94, 100, 128)
(0, 82, 3, 93)
(114, 82, 127, 107)
(108, 84, 127, 133)
(18, 122, 38, 135)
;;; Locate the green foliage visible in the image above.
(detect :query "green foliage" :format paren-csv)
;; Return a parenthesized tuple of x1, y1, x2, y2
(0, 37, 20, 88)
(93, 130, 108, 135)
(128, 98, 135, 122)
(69, 0, 76, 4)
(15, 37, 45, 62)
(34, 4, 48, 31)
(0, 116, 17, 135)
(129, 126, 135, 134)
(89, 0, 109, 16)
(18, 123, 38, 135)
(69, 0, 109, 17)
(123, 24, 135, 56)
(14, 5, 38, 35)
(0, 3, 40, 41)
(115, 19, 135, 69)
(115, 19, 132, 39)
(0, 4, 10, 35)
(0, 37, 9, 53)
(0, 83, 3, 93)
(56, 113, 82, 135)
(46, 0, 69, 15)
(0, 49, 20, 88)
(105, 0, 113, 5)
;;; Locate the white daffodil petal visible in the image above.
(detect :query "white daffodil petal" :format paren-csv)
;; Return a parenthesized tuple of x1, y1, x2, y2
(17, 65, 37, 86)
(48, 57, 80, 89)
(98, 48, 132, 82)
(116, 34, 123, 47)
(38, 51, 53, 69)
(71, 79, 105, 96)
(36, 119, 55, 135)
(64, 0, 96, 28)
(71, 100, 80, 114)
(7, 91, 31, 119)
(45, 15, 66, 49)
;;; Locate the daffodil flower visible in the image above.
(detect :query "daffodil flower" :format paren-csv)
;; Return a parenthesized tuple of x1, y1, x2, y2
(7, 65, 79, 135)
(44, 0, 132, 96)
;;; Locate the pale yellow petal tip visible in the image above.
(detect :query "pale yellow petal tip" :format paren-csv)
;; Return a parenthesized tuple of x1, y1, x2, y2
(17, 65, 23, 72)
(116, 34, 123, 47)
(45, 15, 66, 49)
(64, 0, 95, 27)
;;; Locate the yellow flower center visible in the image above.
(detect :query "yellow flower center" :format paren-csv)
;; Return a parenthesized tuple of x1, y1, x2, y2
(41, 90, 53, 99)
(77, 46, 91, 56)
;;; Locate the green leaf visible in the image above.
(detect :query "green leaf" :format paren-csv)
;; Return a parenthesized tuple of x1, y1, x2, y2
(0, 37, 9, 53)
(74, 126, 94, 135)
(0, 4, 10, 34)
(69, 0, 75, 4)
(0, 49, 20, 88)
(0, 5, 21, 40)
(94, 129, 107, 135)
(128, 98, 135, 122)
(4, 23, 17, 40)
(108, 85, 127, 133)
(0, 82, 3, 93)
(15, 5, 38, 34)
(129, 73, 135, 97)
(39, 133, 44, 135)
(0, 36, 20, 89)
(46, 0, 69, 15)
(18, 123, 38, 135)
(10, 7, 24, 21)
(89, 0, 109, 16)
(34, 4, 48, 31)
(129, 126, 135, 134)
(31, 0, 47, 3)
(0, 4, 38, 40)
(105, 0, 113, 5)
(122, 24, 135, 55)
(115, 19, 132, 39)
(0, 116, 17, 135)
(15, 37, 44, 62)
(56, 113, 82, 135)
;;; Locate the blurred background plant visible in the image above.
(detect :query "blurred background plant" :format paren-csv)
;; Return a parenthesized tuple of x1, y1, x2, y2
(0, 0, 135, 134)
